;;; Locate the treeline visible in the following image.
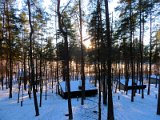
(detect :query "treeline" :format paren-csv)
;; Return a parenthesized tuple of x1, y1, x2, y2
(87, 0, 160, 118)
(0, 0, 160, 120)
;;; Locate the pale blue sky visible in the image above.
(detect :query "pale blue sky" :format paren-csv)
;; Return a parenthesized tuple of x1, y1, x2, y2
(17, 0, 153, 46)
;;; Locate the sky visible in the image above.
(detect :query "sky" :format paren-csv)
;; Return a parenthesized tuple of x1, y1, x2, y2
(18, 0, 153, 47)
(43, 0, 119, 15)
(17, 0, 150, 46)
(56, 0, 119, 48)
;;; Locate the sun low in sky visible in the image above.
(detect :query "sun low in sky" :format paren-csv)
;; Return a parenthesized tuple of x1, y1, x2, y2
(17, 0, 121, 48)
(83, 38, 92, 49)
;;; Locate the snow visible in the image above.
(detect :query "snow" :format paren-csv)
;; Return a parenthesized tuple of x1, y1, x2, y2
(0, 79, 160, 120)
(59, 80, 96, 92)
(119, 77, 141, 86)
(120, 77, 132, 86)
(114, 89, 160, 120)
(151, 75, 160, 79)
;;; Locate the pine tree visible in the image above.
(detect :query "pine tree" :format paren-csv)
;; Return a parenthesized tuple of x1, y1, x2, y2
(104, 0, 114, 119)
(27, 0, 39, 116)
(79, 0, 85, 105)
(57, 0, 73, 119)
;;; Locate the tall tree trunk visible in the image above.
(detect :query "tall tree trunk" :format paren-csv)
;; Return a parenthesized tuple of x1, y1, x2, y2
(99, 0, 107, 105)
(28, 53, 31, 99)
(55, 10, 59, 93)
(1, 1, 5, 91)
(39, 50, 42, 107)
(148, 0, 152, 95)
(129, 1, 134, 102)
(23, 52, 27, 90)
(64, 35, 73, 119)
(51, 65, 53, 93)
(6, 0, 13, 98)
(45, 61, 47, 100)
(75, 59, 79, 80)
(104, 0, 114, 119)
(139, 0, 144, 98)
(57, 0, 73, 119)
(27, 0, 39, 116)
(155, 39, 158, 88)
(97, 0, 101, 119)
(35, 56, 38, 92)
(103, 63, 107, 105)
(0, 62, 4, 90)
(17, 64, 21, 103)
(157, 67, 160, 115)
(79, 0, 85, 105)
(6, 55, 9, 89)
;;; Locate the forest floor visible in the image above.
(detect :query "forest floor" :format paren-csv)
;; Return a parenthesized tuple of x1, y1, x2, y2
(0, 78, 160, 120)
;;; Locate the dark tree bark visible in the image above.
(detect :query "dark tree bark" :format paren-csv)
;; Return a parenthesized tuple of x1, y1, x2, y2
(0, 1, 5, 91)
(94, 59, 97, 87)
(75, 59, 79, 80)
(98, 0, 107, 105)
(27, 0, 39, 116)
(79, 0, 86, 106)
(57, 0, 73, 119)
(64, 35, 73, 119)
(157, 68, 160, 115)
(103, 64, 107, 105)
(147, 0, 152, 95)
(6, 0, 13, 98)
(129, 1, 135, 102)
(17, 64, 21, 103)
(55, 12, 60, 94)
(6, 55, 9, 89)
(39, 41, 43, 107)
(118, 63, 121, 90)
(97, 0, 101, 119)
(139, 0, 144, 99)
(51, 65, 54, 93)
(45, 61, 47, 100)
(35, 56, 38, 92)
(23, 52, 27, 91)
(79, 0, 85, 105)
(104, 0, 114, 120)
(28, 53, 31, 99)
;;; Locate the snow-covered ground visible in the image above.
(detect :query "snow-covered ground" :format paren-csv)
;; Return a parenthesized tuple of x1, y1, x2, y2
(0, 80, 160, 120)
(151, 74, 160, 79)
(60, 80, 96, 92)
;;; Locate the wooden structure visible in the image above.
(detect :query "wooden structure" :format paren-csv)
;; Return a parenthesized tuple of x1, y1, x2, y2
(150, 75, 160, 84)
(58, 80, 97, 99)
(116, 79, 146, 91)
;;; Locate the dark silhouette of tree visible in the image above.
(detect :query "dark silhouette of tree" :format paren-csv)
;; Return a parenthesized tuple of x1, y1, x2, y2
(148, 0, 153, 95)
(79, 0, 86, 106)
(96, 1, 102, 119)
(57, 0, 73, 119)
(27, 0, 39, 116)
(155, 30, 160, 115)
(6, 0, 13, 98)
(104, 0, 114, 119)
